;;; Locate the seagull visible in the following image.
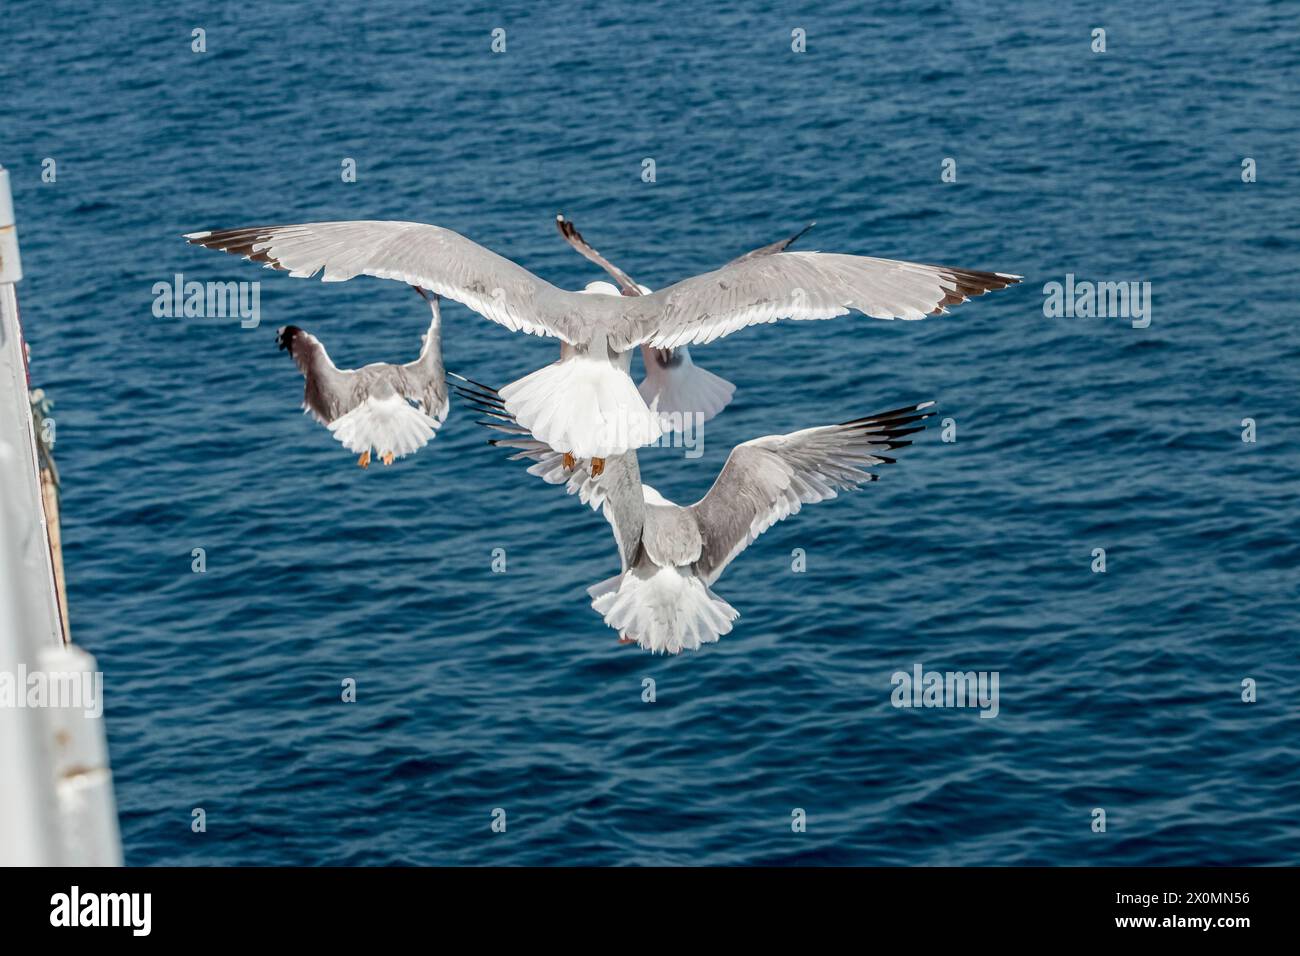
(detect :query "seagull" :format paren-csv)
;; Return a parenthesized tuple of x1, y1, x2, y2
(554, 215, 814, 433)
(552, 213, 738, 472)
(277, 286, 448, 467)
(456, 378, 934, 654)
(185, 218, 1016, 473)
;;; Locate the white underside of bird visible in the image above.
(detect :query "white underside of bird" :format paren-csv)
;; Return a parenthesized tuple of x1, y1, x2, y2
(326, 393, 445, 459)
(497, 338, 662, 460)
(638, 344, 736, 424)
(584, 484, 736, 654)
(589, 567, 739, 655)
(497, 281, 737, 459)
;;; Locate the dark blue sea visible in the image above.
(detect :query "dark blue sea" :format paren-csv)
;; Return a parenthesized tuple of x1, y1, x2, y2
(2, 1, 1297, 866)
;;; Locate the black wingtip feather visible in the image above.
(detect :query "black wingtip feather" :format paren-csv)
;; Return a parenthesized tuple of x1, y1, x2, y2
(453, 382, 503, 399)
(453, 387, 505, 407)
(875, 425, 927, 440)
(446, 371, 504, 395)
(456, 400, 508, 416)
(838, 401, 936, 427)
(788, 221, 816, 246)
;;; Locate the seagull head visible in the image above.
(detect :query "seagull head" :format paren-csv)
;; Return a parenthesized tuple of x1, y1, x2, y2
(579, 280, 621, 296)
(276, 326, 302, 351)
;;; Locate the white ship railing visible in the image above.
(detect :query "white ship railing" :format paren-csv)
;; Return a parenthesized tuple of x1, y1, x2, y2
(0, 164, 123, 866)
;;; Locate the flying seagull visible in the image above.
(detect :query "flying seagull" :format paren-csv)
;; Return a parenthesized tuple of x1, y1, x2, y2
(185, 218, 1015, 471)
(277, 287, 448, 467)
(555, 214, 819, 431)
(555, 213, 750, 432)
(554, 215, 733, 469)
(457, 378, 934, 654)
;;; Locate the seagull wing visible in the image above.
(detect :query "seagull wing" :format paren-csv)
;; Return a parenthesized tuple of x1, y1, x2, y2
(276, 326, 360, 424)
(722, 222, 816, 267)
(397, 293, 449, 423)
(457, 377, 645, 570)
(622, 252, 1021, 350)
(549, 214, 741, 421)
(191, 221, 1020, 353)
(185, 221, 609, 345)
(555, 215, 642, 296)
(689, 401, 935, 585)
(586, 451, 646, 572)
(489, 427, 645, 572)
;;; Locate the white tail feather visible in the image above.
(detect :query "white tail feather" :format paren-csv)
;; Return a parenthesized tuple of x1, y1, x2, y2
(326, 394, 438, 457)
(500, 356, 662, 458)
(589, 565, 738, 654)
(639, 346, 736, 424)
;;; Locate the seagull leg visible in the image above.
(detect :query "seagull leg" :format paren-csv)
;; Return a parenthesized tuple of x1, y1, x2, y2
(590, 457, 606, 477)
(618, 634, 637, 645)
(382, 450, 395, 466)
(357, 450, 371, 469)
(562, 452, 576, 471)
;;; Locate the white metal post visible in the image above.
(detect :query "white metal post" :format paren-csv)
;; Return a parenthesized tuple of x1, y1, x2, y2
(0, 163, 61, 653)
(0, 164, 123, 866)
(0, 496, 65, 864)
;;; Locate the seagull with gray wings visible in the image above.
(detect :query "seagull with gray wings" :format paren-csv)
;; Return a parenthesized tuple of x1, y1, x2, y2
(456, 378, 934, 654)
(554, 213, 742, 429)
(543, 215, 820, 468)
(186, 218, 1015, 473)
(277, 287, 448, 467)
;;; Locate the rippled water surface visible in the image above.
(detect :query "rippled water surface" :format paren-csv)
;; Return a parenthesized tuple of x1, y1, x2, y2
(2, 0, 1297, 865)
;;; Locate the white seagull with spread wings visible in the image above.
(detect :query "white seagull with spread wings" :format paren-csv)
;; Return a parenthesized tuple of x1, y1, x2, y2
(456, 378, 934, 654)
(186, 218, 1015, 474)
(554, 214, 751, 429)
(276, 287, 448, 467)
(539, 216, 824, 467)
